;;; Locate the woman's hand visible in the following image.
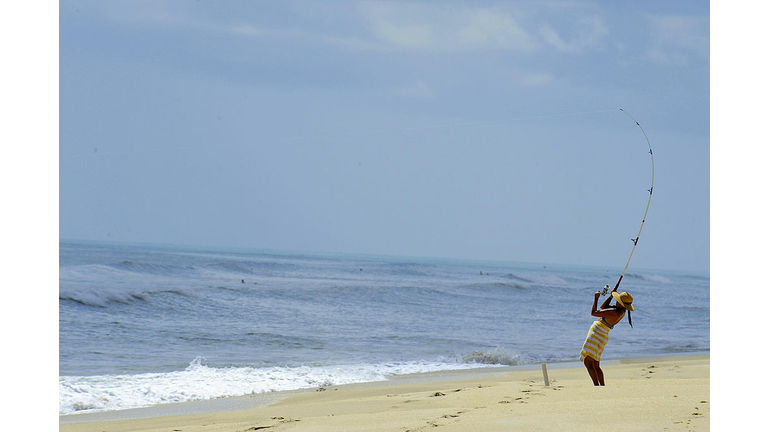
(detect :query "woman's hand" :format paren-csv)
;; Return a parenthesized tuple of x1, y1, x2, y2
(594, 291, 601, 299)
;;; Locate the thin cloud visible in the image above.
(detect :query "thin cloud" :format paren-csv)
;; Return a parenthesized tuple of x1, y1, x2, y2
(90, 0, 197, 27)
(85, 0, 612, 57)
(358, 1, 538, 53)
(645, 15, 709, 64)
(320, 35, 385, 51)
(374, 21, 435, 50)
(518, 73, 555, 86)
(395, 79, 433, 97)
(457, 9, 539, 51)
(538, 15, 609, 53)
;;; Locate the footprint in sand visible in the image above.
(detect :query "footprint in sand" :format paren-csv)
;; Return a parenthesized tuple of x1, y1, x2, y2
(691, 403, 706, 417)
(407, 411, 465, 431)
(270, 416, 300, 424)
(641, 365, 657, 379)
(521, 389, 544, 398)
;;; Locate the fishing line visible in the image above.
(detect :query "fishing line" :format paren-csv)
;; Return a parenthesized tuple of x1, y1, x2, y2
(59, 108, 618, 159)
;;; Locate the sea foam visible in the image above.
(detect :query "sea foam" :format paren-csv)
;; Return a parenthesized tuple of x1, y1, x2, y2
(59, 357, 487, 415)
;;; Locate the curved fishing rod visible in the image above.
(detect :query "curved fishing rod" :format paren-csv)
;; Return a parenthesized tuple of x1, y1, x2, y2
(611, 109, 655, 293)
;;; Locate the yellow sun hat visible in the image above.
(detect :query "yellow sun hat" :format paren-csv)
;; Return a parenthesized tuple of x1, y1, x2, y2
(612, 291, 635, 311)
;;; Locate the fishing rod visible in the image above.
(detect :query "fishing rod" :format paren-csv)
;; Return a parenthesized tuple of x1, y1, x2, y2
(601, 109, 654, 297)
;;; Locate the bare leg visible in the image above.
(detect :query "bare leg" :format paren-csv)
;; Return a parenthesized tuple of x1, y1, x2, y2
(583, 356, 600, 386)
(596, 362, 605, 386)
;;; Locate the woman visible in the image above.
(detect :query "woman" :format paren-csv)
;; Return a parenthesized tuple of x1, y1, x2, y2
(579, 288, 634, 386)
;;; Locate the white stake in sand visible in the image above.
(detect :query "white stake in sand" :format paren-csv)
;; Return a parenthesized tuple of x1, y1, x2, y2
(541, 363, 550, 386)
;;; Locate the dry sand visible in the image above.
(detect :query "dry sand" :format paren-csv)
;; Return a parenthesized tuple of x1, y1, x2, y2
(59, 354, 709, 431)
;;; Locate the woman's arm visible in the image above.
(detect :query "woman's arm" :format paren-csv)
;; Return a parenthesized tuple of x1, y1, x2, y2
(600, 292, 613, 309)
(591, 291, 601, 315)
(591, 291, 623, 319)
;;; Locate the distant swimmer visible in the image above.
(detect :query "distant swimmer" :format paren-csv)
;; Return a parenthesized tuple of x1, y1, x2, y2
(579, 288, 634, 386)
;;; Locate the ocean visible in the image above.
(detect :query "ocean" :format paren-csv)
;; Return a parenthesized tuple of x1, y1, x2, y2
(59, 240, 709, 415)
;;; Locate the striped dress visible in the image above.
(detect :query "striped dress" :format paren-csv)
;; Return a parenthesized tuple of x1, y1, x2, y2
(579, 318, 613, 362)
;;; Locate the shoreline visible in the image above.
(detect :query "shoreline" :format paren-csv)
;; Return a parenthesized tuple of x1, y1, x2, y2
(60, 353, 709, 431)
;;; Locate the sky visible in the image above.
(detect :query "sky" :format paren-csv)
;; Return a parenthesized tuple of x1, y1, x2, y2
(55, 0, 711, 273)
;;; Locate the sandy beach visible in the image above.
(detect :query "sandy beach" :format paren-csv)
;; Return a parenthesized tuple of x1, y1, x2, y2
(59, 354, 709, 431)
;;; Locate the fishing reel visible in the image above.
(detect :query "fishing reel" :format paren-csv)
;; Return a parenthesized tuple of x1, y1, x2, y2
(600, 285, 611, 296)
